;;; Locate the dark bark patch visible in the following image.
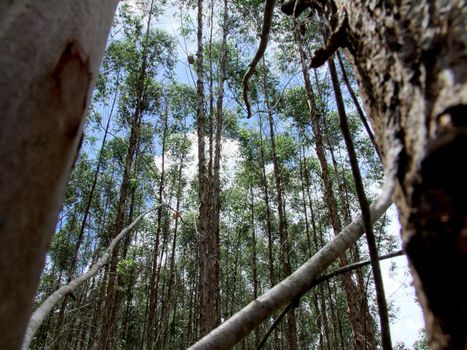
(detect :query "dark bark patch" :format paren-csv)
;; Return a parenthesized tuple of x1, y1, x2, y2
(441, 105, 467, 129)
(51, 41, 92, 140)
(407, 130, 467, 349)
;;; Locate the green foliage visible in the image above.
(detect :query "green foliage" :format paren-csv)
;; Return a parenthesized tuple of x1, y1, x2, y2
(35, 1, 409, 350)
(414, 329, 430, 350)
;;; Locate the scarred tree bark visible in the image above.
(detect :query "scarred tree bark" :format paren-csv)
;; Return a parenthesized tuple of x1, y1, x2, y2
(196, 0, 221, 336)
(0, 1, 118, 349)
(284, 0, 467, 348)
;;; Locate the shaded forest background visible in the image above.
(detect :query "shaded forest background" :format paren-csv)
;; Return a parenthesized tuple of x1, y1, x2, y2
(29, 0, 429, 349)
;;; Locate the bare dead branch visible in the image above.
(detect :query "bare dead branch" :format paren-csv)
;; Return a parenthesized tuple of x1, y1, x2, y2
(22, 207, 157, 350)
(310, 15, 348, 68)
(188, 185, 393, 350)
(242, 0, 276, 118)
(256, 250, 404, 349)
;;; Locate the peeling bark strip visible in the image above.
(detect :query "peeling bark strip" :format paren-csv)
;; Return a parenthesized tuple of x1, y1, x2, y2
(310, 16, 347, 68)
(284, 1, 467, 348)
(0, 1, 119, 349)
(188, 188, 392, 350)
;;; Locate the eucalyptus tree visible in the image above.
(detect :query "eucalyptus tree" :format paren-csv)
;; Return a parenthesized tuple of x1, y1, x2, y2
(288, 18, 378, 348)
(194, 0, 231, 336)
(92, 3, 176, 348)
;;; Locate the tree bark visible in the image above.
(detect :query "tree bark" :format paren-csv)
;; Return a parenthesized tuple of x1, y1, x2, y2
(290, 1, 467, 348)
(0, 1, 118, 349)
(196, 0, 220, 336)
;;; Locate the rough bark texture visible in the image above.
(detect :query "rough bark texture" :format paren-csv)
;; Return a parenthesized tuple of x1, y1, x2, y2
(196, 0, 220, 336)
(286, 1, 467, 348)
(0, 2, 118, 349)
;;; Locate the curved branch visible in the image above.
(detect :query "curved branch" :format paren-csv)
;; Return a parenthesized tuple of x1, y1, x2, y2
(256, 250, 404, 349)
(188, 185, 393, 350)
(22, 207, 157, 350)
(242, 0, 276, 118)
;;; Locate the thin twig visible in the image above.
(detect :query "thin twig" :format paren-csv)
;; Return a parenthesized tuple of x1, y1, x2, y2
(22, 207, 158, 350)
(256, 250, 404, 349)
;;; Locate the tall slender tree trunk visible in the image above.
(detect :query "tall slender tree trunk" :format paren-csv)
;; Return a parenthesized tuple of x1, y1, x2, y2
(258, 114, 276, 288)
(329, 55, 393, 349)
(98, 3, 156, 348)
(249, 186, 260, 347)
(98, 93, 143, 350)
(298, 141, 332, 350)
(146, 102, 169, 350)
(263, 65, 298, 350)
(196, 0, 220, 336)
(294, 25, 376, 349)
(160, 148, 186, 348)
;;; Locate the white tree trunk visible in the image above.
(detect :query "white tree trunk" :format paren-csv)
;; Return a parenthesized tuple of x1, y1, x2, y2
(0, 1, 118, 349)
(189, 186, 392, 350)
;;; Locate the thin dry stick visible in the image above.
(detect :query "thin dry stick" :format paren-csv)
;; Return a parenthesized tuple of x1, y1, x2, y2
(256, 250, 404, 349)
(336, 51, 381, 160)
(22, 207, 157, 350)
(242, 0, 276, 118)
(329, 56, 392, 349)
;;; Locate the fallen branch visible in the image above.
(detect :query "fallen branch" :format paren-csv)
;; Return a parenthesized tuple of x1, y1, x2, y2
(22, 207, 156, 350)
(242, 0, 276, 118)
(188, 185, 393, 349)
(256, 250, 404, 349)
